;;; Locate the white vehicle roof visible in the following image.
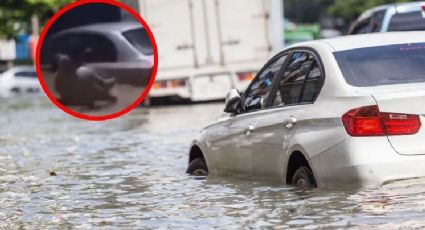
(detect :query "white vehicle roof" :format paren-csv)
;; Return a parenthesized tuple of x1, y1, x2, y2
(291, 31, 425, 52)
(52, 22, 142, 37)
(4, 66, 35, 73)
(358, 1, 425, 20)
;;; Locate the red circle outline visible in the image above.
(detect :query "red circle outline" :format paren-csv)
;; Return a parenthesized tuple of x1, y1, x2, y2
(35, 0, 158, 121)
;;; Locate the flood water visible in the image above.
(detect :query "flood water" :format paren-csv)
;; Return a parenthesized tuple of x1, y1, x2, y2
(1, 95, 425, 229)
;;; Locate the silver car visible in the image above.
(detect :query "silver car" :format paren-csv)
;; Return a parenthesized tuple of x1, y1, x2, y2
(40, 22, 153, 86)
(0, 66, 40, 97)
(187, 32, 425, 188)
(348, 1, 425, 34)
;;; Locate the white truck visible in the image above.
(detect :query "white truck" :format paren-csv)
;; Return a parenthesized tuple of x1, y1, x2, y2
(137, 0, 283, 102)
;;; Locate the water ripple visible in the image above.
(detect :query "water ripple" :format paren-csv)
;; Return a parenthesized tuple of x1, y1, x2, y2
(0, 97, 424, 229)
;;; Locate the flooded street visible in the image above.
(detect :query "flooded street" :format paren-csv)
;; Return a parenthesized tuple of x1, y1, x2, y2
(1, 96, 425, 229)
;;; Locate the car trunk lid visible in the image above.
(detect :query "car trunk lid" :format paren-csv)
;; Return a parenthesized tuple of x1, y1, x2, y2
(373, 88, 425, 155)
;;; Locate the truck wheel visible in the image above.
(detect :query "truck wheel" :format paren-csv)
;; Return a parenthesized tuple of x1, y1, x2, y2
(186, 158, 208, 176)
(292, 166, 317, 188)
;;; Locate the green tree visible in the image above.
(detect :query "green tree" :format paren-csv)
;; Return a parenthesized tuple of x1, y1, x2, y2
(0, 0, 73, 39)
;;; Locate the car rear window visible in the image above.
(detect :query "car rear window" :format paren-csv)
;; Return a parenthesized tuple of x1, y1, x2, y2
(122, 28, 153, 56)
(334, 43, 425, 87)
(388, 11, 425, 31)
(15, 71, 37, 78)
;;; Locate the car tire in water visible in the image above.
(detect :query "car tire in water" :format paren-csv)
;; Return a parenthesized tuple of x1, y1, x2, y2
(186, 158, 208, 176)
(292, 166, 317, 188)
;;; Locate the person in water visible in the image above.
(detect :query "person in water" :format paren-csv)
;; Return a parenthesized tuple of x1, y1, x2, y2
(55, 53, 116, 108)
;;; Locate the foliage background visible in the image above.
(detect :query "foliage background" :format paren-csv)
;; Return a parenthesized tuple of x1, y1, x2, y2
(0, 0, 73, 39)
(0, 0, 423, 38)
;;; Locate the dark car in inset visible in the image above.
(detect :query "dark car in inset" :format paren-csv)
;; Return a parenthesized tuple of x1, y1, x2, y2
(40, 21, 154, 87)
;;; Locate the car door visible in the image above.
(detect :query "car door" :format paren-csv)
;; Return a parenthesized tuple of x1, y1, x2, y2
(74, 33, 145, 86)
(212, 53, 288, 175)
(84, 32, 150, 86)
(251, 50, 325, 177)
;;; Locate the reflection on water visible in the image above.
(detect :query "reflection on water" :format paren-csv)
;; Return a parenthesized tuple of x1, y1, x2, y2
(0, 96, 425, 229)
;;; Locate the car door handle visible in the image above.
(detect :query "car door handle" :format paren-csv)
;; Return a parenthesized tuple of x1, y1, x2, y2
(284, 117, 297, 129)
(245, 124, 255, 136)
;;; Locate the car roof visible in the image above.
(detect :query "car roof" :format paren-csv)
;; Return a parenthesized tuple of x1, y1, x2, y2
(357, 4, 394, 20)
(7, 66, 35, 72)
(395, 1, 425, 13)
(358, 1, 425, 20)
(292, 31, 425, 52)
(53, 21, 142, 36)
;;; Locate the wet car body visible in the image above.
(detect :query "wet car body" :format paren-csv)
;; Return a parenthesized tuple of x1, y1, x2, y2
(0, 66, 40, 97)
(188, 32, 425, 188)
(41, 22, 153, 87)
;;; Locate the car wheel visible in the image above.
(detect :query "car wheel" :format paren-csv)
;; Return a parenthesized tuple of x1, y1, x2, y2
(292, 166, 317, 188)
(186, 158, 208, 176)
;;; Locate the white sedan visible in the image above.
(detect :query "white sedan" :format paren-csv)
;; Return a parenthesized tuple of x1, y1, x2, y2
(187, 32, 425, 188)
(0, 66, 40, 97)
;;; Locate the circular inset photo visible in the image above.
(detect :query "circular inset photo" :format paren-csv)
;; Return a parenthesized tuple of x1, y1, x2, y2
(36, 0, 157, 121)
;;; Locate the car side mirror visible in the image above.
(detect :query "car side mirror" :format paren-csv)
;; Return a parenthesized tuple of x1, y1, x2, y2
(224, 89, 241, 114)
(244, 96, 262, 111)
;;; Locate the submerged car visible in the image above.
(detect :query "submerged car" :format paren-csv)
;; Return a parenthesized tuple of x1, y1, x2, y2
(187, 32, 425, 188)
(348, 1, 425, 34)
(0, 66, 40, 97)
(40, 22, 153, 86)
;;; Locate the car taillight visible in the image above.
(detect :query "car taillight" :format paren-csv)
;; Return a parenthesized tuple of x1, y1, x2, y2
(342, 105, 384, 136)
(422, 5, 425, 18)
(153, 81, 168, 89)
(342, 105, 421, 136)
(170, 79, 186, 88)
(237, 72, 254, 82)
(381, 113, 421, 135)
(153, 79, 187, 89)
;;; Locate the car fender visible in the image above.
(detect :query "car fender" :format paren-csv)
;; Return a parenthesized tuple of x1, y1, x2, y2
(189, 133, 214, 172)
(283, 144, 311, 177)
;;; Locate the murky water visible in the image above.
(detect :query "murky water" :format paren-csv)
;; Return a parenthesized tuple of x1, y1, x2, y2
(1, 96, 425, 229)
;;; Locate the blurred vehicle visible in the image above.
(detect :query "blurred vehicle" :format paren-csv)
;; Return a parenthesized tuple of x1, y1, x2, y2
(40, 22, 154, 86)
(141, 0, 283, 102)
(320, 29, 342, 39)
(187, 32, 425, 188)
(348, 1, 425, 34)
(0, 66, 40, 97)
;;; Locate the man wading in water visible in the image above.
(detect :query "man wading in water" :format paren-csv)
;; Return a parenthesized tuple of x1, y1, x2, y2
(55, 51, 116, 109)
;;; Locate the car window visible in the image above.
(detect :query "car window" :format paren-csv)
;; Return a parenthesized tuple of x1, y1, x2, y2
(272, 51, 323, 107)
(55, 33, 118, 63)
(350, 17, 372, 34)
(300, 61, 323, 103)
(15, 71, 37, 78)
(334, 42, 425, 87)
(242, 54, 288, 112)
(388, 11, 425, 31)
(51, 35, 83, 59)
(350, 10, 386, 34)
(370, 10, 386, 32)
(122, 28, 153, 56)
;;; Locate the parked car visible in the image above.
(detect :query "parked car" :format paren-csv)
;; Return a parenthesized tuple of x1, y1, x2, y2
(0, 66, 40, 97)
(40, 22, 154, 86)
(348, 1, 425, 34)
(187, 32, 425, 188)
